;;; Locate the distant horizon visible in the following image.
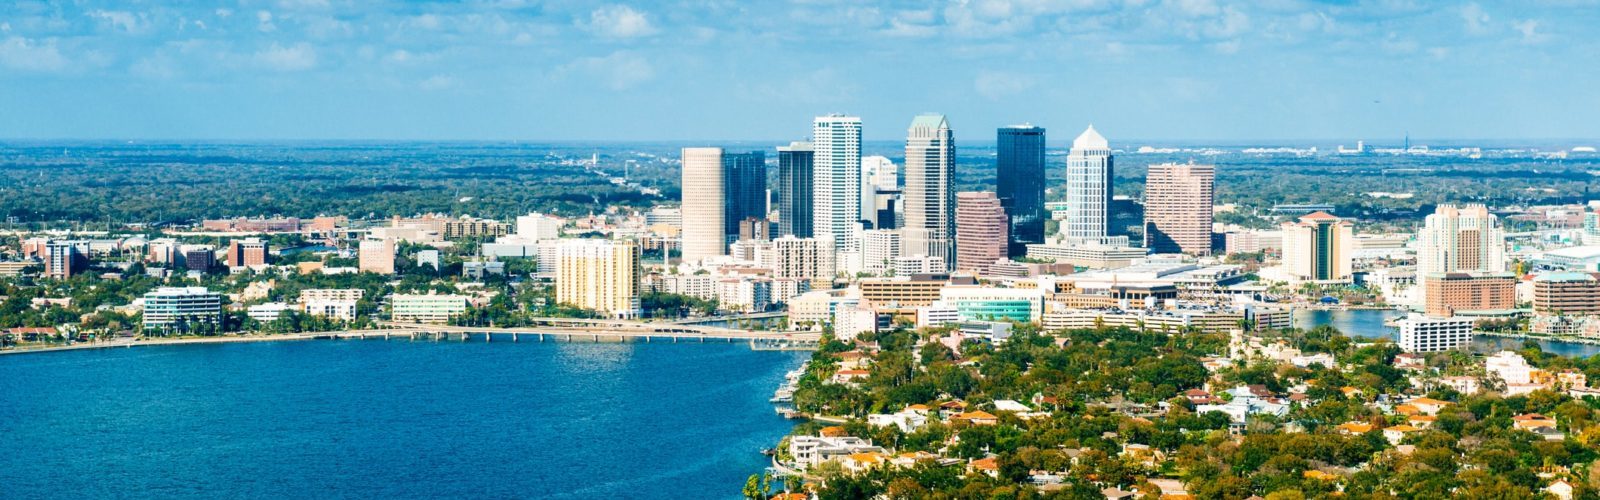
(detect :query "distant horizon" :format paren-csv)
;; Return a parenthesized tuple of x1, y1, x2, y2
(2, 136, 1597, 148)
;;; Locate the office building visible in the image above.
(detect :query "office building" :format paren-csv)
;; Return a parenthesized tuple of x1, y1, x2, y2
(416, 249, 440, 270)
(390, 294, 469, 324)
(1416, 204, 1505, 275)
(1397, 315, 1475, 353)
(860, 229, 902, 275)
(681, 147, 728, 262)
(772, 235, 836, 290)
(680, 147, 765, 261)
(776, 141, 815, 238)
(555, 239, 641, 319)
(227, 238, 269, 268)
(724, 150, 767, 247)
(1143, 162, 1215, 255)
(515, 213, 565, 240)
(902, 113, 956, 268)
(1532, 272, 1600, 315)
(44, 242, 82, 279)
(1064, 125, 1113, 241)
(1281, 212, 1353, 282)
(358, 239, 396, 275)
(1423, 272, 1516, 317)
(1025, 236, 1150, 269)
(997, 124, 1046, 256)
(954, 191, 1008, 274)
(142, 287, 224, 330)
(182, 247, 216, 272)
(813, 114, 862, 251)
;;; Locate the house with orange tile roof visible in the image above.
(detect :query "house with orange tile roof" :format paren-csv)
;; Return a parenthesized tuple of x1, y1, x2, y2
(1514, 413, 1563, 440)
(1405, 397, 1453, 416)
(819, 426, 848, 437)
(770, 493, 809, 500)
(1334, 422, 1374, 435)
(890, 451, 938, 468)
(1407, 415, 1437, 429)
(968, 457, 999, 478)
(951, 410, 998, 426)
(840, 452, 889, 474)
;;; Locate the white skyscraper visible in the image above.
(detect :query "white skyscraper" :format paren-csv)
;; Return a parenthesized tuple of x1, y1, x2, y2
(902, 113, 955, 269)
(813, 114, 862, 251)
(681, 147, 726, 263)
(1416, 204, 1506, 276)
(1064, 125, 1113, 241)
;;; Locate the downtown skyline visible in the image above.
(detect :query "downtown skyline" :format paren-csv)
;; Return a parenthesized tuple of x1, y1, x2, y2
(2, 1, 1599, 141)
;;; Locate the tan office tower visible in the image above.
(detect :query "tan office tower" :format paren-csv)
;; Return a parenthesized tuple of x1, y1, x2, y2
(680, 147, 726, 263)
(1143, 162, 1215, 255)
(1281, 212, 1353, 282)
(955, 191, 1008, 274)
(358, 239, 396, 275)
(1416, 204, 1505, 275)
(902, 113, 955, 269)
(556, 239, 641, 319)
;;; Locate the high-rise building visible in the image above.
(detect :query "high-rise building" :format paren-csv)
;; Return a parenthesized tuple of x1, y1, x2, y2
(227, 238, 269, 268)
(955, 192, 1008, 274)
(902, 113, 956, 269)
(861, 155, 897, 229)
(1143, 162, 1216, 255)
(358, 239, 396, 275)
(1416, 204, 1505, 276)
(44, 242, 82, 279)
(1531, 272, 1600, 315)
(997, 125, 1045, 256)
(182, 247, 215, 272)
(772, 235, 836, 290)
(142, 287, 223, 331)
(1423, 272, 1516, 316)
(776, 141, 815, 238)
(515, 213, 565, 240)
(859, 229, 902, 275)
(1397, 314, 1475, 353)
(681, 147, 765, 262)
(1064, 125, 1113, 241)
(555, 239, 641, 319)
(681, 147, 727, 263)
(1281, 212, 1354, 282)
(813, 114, 862, 251)
(723, 151, 767, 247)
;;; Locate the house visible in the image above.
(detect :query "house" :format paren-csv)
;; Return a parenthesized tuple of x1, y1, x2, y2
(771, 494, 809, 500)
(1405, 397, 1453, 416)
(840, 452, 889, 474)
(1513, 413, 1563, 440)
(1102, 488, 1137, 500)
(1440, 376, 1480, 395)
(1195, 385, 1290, 425)
(1146, 478, 1191, 499)
(1407, 415, 1437, 429)
(831, 369, 870, 385)
(951, 411, 999, 426)
(938, 400, 969, 419)
(969, 457, 999, 478)
(787, 434, 887, 469)
(1184, 389, 1224, 405)
(1546, 479, 1574, 500)
(1335, 422, 1375, 435)
(1383, 424, 1421, 445)
(1393, 352, 1426, 370)
(867, 406, 930, 433)
(891, 451, 937, 468)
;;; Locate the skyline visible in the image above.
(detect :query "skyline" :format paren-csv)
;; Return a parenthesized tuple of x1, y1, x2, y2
(0, 1, 1597, 142)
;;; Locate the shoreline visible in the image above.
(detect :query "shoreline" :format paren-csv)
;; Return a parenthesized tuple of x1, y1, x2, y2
(0, 333, 325, 357)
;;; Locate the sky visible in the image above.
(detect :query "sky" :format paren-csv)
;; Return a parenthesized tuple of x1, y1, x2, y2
(1, 0, 1598, 142)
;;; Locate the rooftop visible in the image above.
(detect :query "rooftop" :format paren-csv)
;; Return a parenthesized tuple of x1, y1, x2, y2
(1071, 125, 1108, 150)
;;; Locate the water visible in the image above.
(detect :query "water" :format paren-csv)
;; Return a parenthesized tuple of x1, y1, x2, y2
(1294, 309, 1600, 358)
(0, 340, 806, 499)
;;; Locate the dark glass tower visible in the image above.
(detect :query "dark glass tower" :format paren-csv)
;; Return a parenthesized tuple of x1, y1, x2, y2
(723, 151, 767, 247)
(997, 125, 1046, 256)
(775, 142, 814, 238)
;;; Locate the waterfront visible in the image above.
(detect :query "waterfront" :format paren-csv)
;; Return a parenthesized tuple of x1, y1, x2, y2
(1293, 309, 1600, 358)
(0, 340, 806, 499)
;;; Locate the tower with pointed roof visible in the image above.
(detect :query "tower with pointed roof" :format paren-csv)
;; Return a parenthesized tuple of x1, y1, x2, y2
(1282, 211, 1354, 282)
(902, 113, 956, 269)
(1064, 125, 1113, 242)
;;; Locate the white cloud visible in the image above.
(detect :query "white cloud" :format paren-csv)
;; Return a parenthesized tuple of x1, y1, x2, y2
(87, 10, 144, 33)
(974, 70, 1036, 100)
(257, 11, 276, 32)
(1512, 19, 1549, 43)
(564, 51, 654, 90)
(0, 36, 68, 72)
(884, 10, 938, 37)
(419, 74, 457, 90)
(255, 42, 317, 71)
(1460, 3, 1492, 34)
(582, 5, 658, 38)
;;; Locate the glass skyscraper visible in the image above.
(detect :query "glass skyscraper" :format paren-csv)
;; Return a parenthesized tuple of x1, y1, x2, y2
(776, 142, 814, 238)
(996, 125, 1045, 256)
(723, 151, 767, 247)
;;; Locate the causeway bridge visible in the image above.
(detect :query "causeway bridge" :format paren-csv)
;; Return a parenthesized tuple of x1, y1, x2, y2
(340, 318, 819, 350)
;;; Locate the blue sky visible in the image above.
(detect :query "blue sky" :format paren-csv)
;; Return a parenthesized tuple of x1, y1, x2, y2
(1, 0, 1597, 142)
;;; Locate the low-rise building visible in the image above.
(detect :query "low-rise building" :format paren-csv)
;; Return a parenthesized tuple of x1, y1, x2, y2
(390, 294, 469, 324)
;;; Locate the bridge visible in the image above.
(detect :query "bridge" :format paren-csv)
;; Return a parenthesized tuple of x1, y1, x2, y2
(354, 318, 820, 350)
